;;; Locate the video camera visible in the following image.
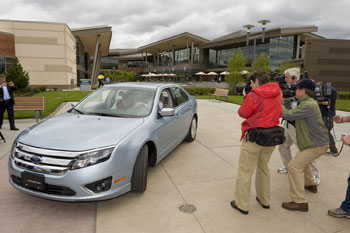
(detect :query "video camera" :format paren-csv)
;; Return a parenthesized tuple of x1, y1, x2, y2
(314, 82, 332, 102)
(236, 81, 251, 95)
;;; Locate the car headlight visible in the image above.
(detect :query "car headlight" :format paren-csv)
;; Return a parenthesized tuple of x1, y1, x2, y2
(71, 147, 114, 170)
(10, 140, 18, 159)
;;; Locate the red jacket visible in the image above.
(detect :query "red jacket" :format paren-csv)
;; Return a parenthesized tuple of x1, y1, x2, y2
(238, 82, 282, 141)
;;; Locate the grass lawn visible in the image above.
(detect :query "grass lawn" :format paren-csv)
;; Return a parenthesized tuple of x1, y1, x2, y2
(9, 91, 91, 119)
(195, 95, 350, 112)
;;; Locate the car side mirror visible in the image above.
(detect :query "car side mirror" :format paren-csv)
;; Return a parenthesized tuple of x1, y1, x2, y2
(159, 108, 175, 117)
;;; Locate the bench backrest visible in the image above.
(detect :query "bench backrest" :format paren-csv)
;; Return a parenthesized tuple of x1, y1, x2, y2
(214, 88, 229, 96)
(14, 97, 45, 111)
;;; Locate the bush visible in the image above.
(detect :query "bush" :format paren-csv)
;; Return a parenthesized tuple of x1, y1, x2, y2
(338, 92, 350, 99)
(4, 57, 30, 90)
(183, 86, 215, 95)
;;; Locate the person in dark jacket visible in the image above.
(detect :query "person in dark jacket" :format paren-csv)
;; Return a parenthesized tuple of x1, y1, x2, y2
(231, 70, 282, 215)
(0, 74, 18, 130)
(317, 86, 338, 155)
(281, 79, 328, 212)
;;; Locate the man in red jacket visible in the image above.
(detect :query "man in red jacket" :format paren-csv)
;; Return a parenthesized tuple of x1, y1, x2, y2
(231, 70, 282, 215)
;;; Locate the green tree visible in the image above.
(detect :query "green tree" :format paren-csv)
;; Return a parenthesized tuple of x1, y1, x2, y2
(254, 53, 269, 72)
(4, 57, 29, 90)
(226, 49, 247, 93)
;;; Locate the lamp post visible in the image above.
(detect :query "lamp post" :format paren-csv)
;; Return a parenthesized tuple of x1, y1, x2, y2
(243, 20, 270, 71)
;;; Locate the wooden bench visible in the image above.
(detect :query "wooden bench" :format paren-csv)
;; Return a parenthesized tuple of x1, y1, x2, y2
(209, 88, 229, 102)
(14, 97, 45, 122)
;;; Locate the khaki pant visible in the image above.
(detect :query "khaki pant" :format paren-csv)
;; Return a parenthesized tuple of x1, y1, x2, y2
(278, 121, 319, 174)
(234, 140, 275, 211)
(287, 145, 328, 203)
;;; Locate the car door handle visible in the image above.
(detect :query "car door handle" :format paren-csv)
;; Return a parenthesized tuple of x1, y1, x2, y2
(175, 113, 180, 118)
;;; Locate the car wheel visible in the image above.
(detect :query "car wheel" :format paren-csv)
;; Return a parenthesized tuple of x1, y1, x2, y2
(185, 116, 197, 142)
(131, 144, 149, 192)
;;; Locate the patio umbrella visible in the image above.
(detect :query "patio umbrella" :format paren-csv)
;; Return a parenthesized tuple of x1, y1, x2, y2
(220, 71, 230, 75)
(169, 73, 177, 76)
(240, 70, 249, 75)
(195, 71, 206, 75)
(141, 74, 148, 77)
(207, 72, 218, 75)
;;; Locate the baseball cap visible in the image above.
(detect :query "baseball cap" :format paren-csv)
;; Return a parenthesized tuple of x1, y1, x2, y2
(296, 79, 316, 91)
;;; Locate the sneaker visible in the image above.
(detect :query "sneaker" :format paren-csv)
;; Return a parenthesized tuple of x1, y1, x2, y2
(278, 167, 288, 174)
(328, 208, 350, 219)
(327, 151, 339, 157)
(314, 173, 320, 186)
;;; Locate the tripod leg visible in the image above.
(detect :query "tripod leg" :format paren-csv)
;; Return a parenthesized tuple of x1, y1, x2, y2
(0, 131, 5, 143)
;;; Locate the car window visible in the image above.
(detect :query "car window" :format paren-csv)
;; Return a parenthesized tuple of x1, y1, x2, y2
(159, 89, 174, 110)
(170, 87, 188, 107)
(75, 87, 155, 117)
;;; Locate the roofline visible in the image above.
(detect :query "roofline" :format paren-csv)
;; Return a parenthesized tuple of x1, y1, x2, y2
(138, 32, 210, 50)
(199, 25, 319, 49)
(0, 31, 14, 36)
(0, 19, 67, 25)
(71, 25, 112, 36)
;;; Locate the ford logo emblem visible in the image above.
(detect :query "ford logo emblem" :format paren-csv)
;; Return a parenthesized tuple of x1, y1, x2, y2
(30, 156, 42, 164)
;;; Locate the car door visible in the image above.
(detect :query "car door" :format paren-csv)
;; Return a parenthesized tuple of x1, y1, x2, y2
(155, 88, 178, 157)
(170, 87, 192, 140)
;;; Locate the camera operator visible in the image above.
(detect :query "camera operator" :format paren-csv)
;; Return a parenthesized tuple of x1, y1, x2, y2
(277, 68, 299, 174)
(328, 115, 350, 218)
(277, 68, 320, 185)
(317, 84, 338, 155)
(281, 79, 329, 212)
(231, 70, 282, 215)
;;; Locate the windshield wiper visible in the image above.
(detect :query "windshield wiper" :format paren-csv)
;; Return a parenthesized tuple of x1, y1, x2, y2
(90, 112, 118, 117)
(73, 109, 84, 114)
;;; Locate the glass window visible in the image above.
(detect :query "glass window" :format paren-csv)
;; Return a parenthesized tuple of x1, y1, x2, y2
(159, 89, 174, 109)
(74, 87, 155, 118)
(0, 63, 5, 74)
(171, 87, 188, 107)
(0, 57, 5, 63)
(5, 58, 14, 63)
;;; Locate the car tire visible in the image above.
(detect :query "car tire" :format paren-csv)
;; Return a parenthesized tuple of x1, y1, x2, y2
(131, 144, 149, 192)
(185, 116, 197, 142)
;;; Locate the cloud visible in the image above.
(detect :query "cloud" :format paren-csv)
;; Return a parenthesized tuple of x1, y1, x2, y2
(0, 0, 349, 48)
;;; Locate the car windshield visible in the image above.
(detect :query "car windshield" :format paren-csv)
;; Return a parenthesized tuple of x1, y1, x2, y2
(74, 87, 155, 118)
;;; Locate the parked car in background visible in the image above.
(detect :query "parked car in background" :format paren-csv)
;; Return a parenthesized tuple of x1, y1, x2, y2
(8, 83, 198, 201)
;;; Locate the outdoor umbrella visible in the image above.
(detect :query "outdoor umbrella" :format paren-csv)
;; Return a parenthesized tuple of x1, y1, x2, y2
(195, 71, 206, 75)
(207, 72, 218, 75)
(220, 71, 230, 75)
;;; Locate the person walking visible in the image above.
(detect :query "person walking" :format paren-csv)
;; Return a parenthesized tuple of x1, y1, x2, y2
(231, 70, 282, 215)
(0, 74, 18, 130)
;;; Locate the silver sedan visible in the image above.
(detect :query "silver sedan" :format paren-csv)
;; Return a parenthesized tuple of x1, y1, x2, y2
(8, 83, 198, 201)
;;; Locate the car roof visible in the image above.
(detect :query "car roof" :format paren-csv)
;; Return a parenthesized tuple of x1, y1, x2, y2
(105, 82, 179, 90)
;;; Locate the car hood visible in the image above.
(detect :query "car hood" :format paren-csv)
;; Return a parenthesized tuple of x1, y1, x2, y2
(18, 113, 144, 151)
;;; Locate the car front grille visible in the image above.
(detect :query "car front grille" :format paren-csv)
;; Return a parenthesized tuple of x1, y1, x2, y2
(11, 175, 76, 196)
(13, 143, 79, 175)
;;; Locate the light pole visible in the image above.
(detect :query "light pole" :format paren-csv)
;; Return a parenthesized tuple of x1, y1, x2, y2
(243, 20, 270, 71)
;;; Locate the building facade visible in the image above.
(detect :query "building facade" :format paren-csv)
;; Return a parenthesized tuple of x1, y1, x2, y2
(0, 20, 112, 89)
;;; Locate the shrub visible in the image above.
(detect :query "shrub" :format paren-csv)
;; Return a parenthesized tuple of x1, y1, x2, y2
(4, 57, 30, 90)
(183, 86, 215, 95)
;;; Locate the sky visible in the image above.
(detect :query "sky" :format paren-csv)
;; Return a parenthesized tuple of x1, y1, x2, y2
(1, 0, 349, 49)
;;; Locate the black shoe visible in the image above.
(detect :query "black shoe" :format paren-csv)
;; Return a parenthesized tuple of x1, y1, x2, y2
(256, 197, 270, 209)
(10, 127, 19, 131)
(305, 185, 318, 193)
(327, 151, 339, 156)
(230, 200, 248, 215)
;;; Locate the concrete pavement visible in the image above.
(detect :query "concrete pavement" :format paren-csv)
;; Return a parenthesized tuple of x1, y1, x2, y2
(1, 100, 350, 233)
